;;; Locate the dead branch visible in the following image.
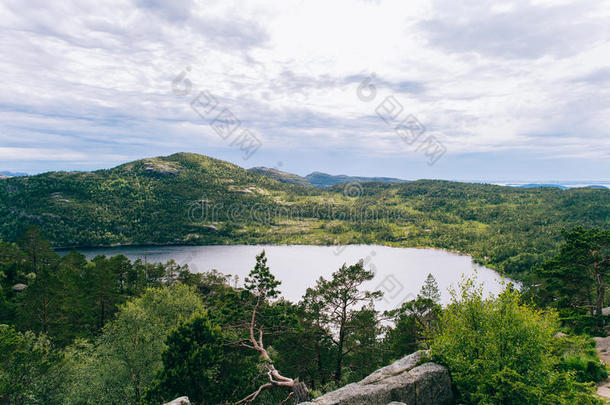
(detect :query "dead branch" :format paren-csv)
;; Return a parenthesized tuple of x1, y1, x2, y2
(235, 291, 309, 404)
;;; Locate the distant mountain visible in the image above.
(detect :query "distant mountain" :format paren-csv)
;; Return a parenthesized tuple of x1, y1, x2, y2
(248, 167, 311, 186)
(513, 184, 569, 190)
(305, 171, 408, 188)
(248, 168, 408, 188)
(0, 171, 28, 178)
(496, 182, 610, 190)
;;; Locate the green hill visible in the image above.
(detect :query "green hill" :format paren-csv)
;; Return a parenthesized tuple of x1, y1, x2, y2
(1, 152, 608, 277)
(305, 171, 407, 187)
(248, 167, 312, 186)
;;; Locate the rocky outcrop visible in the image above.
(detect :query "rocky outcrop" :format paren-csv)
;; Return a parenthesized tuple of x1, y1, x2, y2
(299, 351, 453, 405)
(163, 396, 190, 405)
(142, 161, 180, 177)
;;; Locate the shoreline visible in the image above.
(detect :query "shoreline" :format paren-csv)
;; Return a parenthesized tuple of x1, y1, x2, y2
(55, 241, 503, 275)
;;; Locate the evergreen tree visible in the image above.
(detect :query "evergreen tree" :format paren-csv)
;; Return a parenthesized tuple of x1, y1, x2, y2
(535, 227, 610, 329)
(147, 312, 225, 404)
(420, 273, 441, 303)
(244, 250, 280, 300)
(303, 260, 383, 383)
(17, 227, 57, 276)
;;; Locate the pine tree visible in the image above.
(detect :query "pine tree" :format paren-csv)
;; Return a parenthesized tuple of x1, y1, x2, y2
(420, 273, 441, 303)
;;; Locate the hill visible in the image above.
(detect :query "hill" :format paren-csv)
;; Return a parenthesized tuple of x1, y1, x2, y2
(0, 171, 28, 177)
(0, 152, 608, 277)
(248, 167, 311, 186)
(305, 171, 407, 187)
(248, 168, 409, 188)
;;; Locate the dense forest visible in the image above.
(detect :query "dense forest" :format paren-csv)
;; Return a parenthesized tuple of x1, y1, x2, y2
(1, 226, 609, 404)
(0, 153, 608, 280)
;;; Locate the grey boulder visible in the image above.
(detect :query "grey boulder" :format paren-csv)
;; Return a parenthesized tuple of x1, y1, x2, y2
(299, 351, 453, 405)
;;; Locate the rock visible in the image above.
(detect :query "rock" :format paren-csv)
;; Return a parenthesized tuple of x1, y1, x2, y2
(299, 351, 453, 405)
(12, 283, 27, 292)
(142, 162, 179, 177)
(163, 397, 190, 405)
(554, 332, 568, 338)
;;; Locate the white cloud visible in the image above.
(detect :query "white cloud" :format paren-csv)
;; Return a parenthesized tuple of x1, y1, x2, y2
(0, 0, 609, 175)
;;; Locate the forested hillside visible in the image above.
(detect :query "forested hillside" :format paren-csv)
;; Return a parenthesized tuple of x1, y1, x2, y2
(1, 228, 607, 404)
(0, 152, 608, 277)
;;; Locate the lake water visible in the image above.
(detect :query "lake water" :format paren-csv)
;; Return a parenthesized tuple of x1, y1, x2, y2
(66, 245, 512, 311)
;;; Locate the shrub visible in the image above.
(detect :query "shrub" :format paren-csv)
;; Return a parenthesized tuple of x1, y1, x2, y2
(430, 279, 602, 405)
(556, 335, 608, 383)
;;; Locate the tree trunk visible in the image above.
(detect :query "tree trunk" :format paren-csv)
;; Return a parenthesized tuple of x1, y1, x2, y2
(292, 378, 310, 403)
(334, 306, 347, 383)
(596, 276, 605, 328)
(316, 343, 323, 387)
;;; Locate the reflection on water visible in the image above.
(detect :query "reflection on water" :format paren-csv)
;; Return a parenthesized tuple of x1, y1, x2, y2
(63, 244, 512, 312)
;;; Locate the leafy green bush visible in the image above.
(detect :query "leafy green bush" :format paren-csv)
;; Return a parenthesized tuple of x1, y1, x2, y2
(63, 285, 203, 404)
(430, 279, 603, 405)
(556, 335, 608, 383)
(0, 325, 64, 404)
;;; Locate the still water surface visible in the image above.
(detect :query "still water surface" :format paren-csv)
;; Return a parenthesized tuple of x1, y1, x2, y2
(68, 245, 512, 311)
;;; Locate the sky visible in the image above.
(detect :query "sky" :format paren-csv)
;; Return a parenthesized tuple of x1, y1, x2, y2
(1, 0, 609, 181)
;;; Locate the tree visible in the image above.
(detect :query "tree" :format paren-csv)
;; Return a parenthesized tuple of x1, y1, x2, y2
(63, 284, 203, 404)
(382, 310, 418, 362)
(147, 312, 225, 404)
(431, 278, 602, 405)
(0, 326, 63, 404)
(17, 227, 57, 276)
(386, 295, 441, 351)
(86, 256, 124, 332)
(303, 260, 382, 383)
(343, 304, 383, 380)
(244, 251, 280, 300)
(294, 288, 335, 389)
(53, 251, 92, 345)
(237, 251, 309, 404)
(16, 263, 62, 335)
(420, 273, 441, 303)
(0, 238, 26, 286)
(535, 227, 610, 328)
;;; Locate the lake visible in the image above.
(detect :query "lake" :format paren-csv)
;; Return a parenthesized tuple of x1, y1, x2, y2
(66, 245, 512, 311)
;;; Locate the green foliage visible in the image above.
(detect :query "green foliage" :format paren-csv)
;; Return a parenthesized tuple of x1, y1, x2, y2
(244, 250, 281, 300)
(556, 335, 608, 383)
(302, 260, 383, 383)
(385, 294, 441, 356)
(420, 273, 441, 303)
(63, 285, 203, 404)
(382, 309, 419, 362)
(0, 325, 64, 404)
(430, 279, 602, 405)
(147, 312, 261, 405)
(532, 227, 610, 332)
(146, 312, 224, 404)
(2, 223, 610, 404)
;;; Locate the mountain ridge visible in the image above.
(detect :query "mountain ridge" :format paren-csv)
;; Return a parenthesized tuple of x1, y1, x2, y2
(1, 152, 608, 277)
(247, 167, 408, 188)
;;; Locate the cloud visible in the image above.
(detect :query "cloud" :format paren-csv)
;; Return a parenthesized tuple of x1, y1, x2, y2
(574, 67, 610, 84)
(418, 0, 609, 60)
(133, 0, 194, 21)
(0, 0, 608, 179)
